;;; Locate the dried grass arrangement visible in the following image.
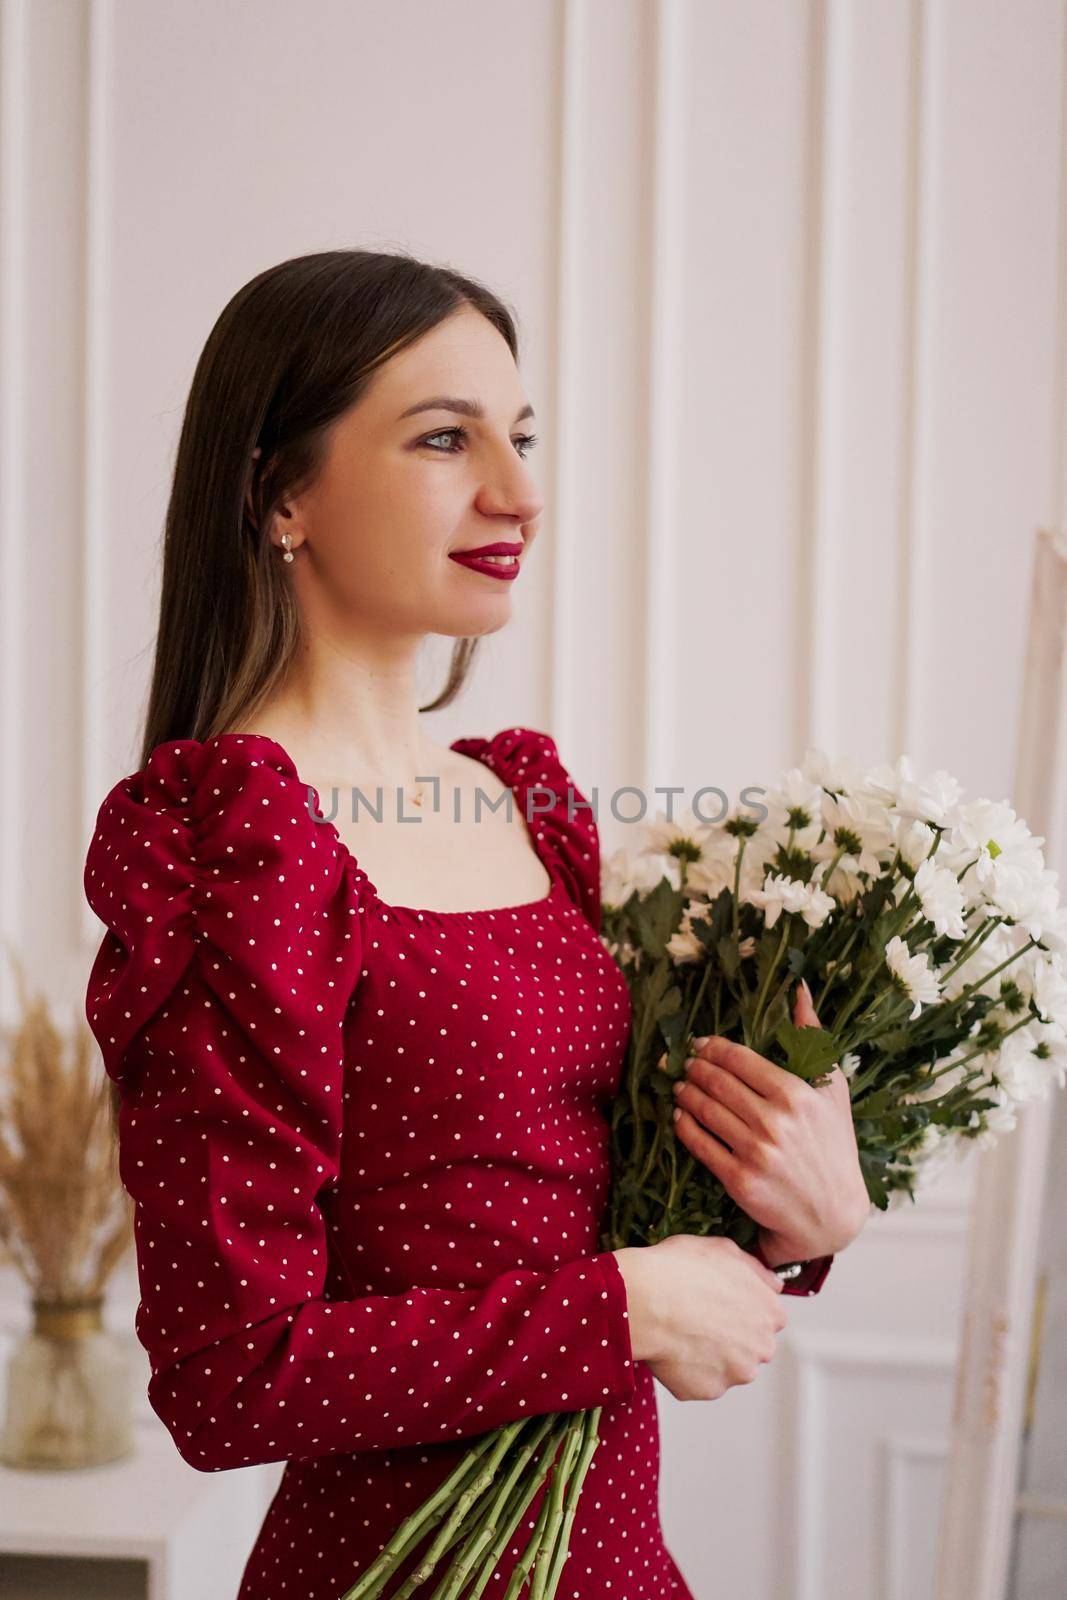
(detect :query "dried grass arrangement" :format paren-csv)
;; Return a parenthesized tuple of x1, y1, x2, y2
(0, 943, 136, 1468)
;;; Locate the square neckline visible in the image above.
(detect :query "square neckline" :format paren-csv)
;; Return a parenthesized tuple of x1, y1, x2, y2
(210, 731, 564, 920)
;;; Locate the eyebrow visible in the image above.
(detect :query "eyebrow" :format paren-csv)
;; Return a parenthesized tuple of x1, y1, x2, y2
(397, 396, 536, 425)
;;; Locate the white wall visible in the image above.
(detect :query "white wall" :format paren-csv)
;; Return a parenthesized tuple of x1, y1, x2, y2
(1, 1, 1065, 1596)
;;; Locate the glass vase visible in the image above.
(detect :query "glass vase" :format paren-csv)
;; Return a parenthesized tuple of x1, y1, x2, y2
(0, 1294, 135, 1469)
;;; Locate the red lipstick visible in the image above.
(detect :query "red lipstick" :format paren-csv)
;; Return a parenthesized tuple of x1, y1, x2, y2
(448, 540, 523, 581)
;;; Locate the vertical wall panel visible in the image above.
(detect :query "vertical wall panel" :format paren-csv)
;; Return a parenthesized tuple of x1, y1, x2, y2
(913, 0, 1063, 798)
(814, 0, 918, 766)
(548, 0, 657, 797)
(668, 1, 819, 808)
(0, 0, 29, 1012)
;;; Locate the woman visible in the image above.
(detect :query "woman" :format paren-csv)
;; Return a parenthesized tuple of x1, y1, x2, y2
(83, 250, 868, 1598)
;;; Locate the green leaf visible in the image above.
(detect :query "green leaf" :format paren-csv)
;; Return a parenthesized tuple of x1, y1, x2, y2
(867, 1028, 912, 1056)
(716, 938, 741, 979)
(773, 1018, 842, 1081)
(631, 879, 687, 958)
(858, 1147, 890, 1207)
(850, 1084, 902, 1119)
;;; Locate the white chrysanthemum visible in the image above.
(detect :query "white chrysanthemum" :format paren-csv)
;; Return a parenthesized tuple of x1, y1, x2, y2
(911, 1129, 961, 1192)
(885, 935, 942, 1019)
(684, 830, 739, 901)
(812, 854, 877, 907)
(994, 1025, 1062, 1104)
(746, 871, 836, 930)
(639, 813, 708, 859)
(1033, 956, 1067, 1028)
(840, 1050, 862, 1080)
(603, 935, 640, 967)
(798, 745, 867, 795)
(699, 823, 785, 904)
(973, 1083, 1020, 1144)
(759, 767, 826, 848)
(810, 793, 896, 905)
(862, 753, 963, 825)
(912, 856, 968, 939)
(601, 843, 673, 908)
(1036, 900, 1067, 960)
(890, 815, 940, 871)
(939, 799, 1054, 933)
(666, 901, 710, 964)
(1030, 1017, 1067, 1090)
(818, 790, 895, 866)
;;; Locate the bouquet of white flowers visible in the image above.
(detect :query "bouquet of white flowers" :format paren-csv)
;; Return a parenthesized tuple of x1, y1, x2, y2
(601, 747, 1067, 1257)
(341, 748, 1067, 1600)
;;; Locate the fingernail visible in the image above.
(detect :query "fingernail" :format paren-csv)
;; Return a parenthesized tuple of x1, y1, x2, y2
(672, 1080, 683, 1095)
(692, 1035, 710, 1049)
(672, 1107, 682, 1122)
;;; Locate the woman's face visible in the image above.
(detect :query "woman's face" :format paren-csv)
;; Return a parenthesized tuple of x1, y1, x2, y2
(285, 305, 544, 639)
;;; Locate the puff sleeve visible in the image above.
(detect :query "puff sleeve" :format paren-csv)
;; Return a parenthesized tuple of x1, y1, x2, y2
(450, 726, 603, 929)
(84, 736, 636, 1473)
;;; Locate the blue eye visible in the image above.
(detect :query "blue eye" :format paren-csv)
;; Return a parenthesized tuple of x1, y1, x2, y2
(421, 426, 539, 460)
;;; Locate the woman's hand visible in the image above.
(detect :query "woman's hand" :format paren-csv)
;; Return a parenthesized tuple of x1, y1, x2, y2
(613, 1235, 788, 1399)
(671, 979, 870, 1262)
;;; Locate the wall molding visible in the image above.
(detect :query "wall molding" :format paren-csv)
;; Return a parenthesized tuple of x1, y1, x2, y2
(0, 0, 29, 1007)
(79, 0, 115, 950)
(799, 0, 837, 757)
(1054, 1, 1067, 531)
(547, 0, 583, 753)
(898, 0, 937, 764)
(637, 0, 687, 798)
(883, 1430, 950, 1600)
(785, 1328, 956, 1600)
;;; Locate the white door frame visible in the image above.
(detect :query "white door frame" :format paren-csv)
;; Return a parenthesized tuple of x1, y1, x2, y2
(934, 527, 1067, 1600)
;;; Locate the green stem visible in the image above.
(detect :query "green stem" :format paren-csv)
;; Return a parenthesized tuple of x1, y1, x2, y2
(540, 1408, 603, 1599)
(620, 990, 664, 1236)
(336, 1425, 506, 1600)
(731, 842, 744, 946)
(749, 918, 791, 1042)
(465, 1417, 572, 1599)
(812, 916, 864, 1016)
(909, 937, 1039, 1046)
(832, 943, 901, 1040)
(934, 913, 1003, 987)
(683, 959, 715, 1049)
(527, 1414, 585, 1600)
(390, 1419, 530, 1599)
(427, 1413, 559, 1600)
(501, 1433, 569, 1600)
(922, 1010, 1035, 1083)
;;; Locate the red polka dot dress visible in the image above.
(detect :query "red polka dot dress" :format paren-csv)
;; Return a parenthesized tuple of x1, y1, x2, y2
(85, 729, 831, 1600)
(84, 725, 701, 1599)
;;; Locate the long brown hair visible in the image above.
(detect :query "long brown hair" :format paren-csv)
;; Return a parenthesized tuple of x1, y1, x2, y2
(138, 248, 522, 769)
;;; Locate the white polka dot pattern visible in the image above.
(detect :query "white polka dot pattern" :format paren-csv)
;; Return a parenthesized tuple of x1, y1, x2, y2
(83, 727, 696, 1599)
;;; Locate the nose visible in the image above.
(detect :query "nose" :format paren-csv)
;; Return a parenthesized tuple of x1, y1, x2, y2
(476, 450, 544, 528)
